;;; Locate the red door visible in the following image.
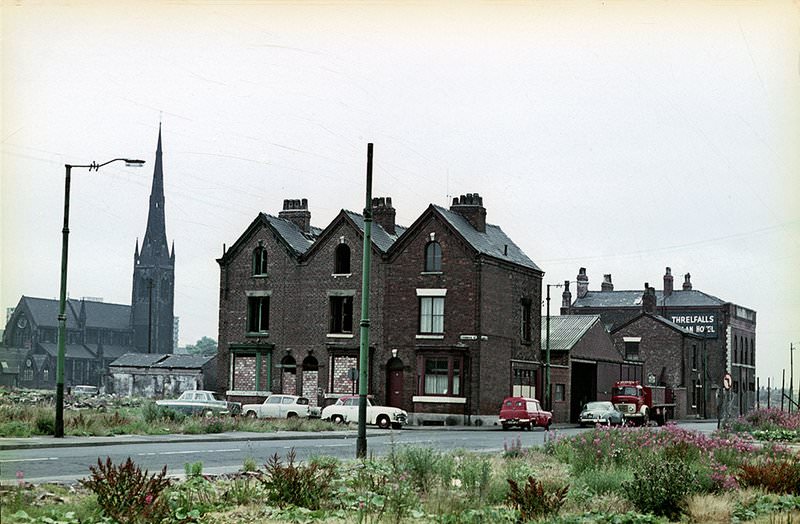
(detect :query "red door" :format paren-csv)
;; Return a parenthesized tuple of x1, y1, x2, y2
(387, 367, 404, 408)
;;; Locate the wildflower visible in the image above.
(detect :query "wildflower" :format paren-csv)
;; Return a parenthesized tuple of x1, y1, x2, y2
(16, 470, 24, 487)
(144, 493, 154, 505)
(451, 478, 462, 488)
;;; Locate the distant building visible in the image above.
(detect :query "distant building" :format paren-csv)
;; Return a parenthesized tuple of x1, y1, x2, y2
(1, 128, 176, 389)
(109, 353, 217, 398)
(562, 267, 756, 417)
(131, 128, 175, 354)
(2, 296, 135, 389)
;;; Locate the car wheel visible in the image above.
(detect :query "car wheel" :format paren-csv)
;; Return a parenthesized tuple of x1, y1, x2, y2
(544, 421, 551, 431)
(331, 414, 344, 424)
(287, 412, 298, 419)
(246, 411, 257, 419)
(501, 423, 510, 431)
(377, 415, 391, 429)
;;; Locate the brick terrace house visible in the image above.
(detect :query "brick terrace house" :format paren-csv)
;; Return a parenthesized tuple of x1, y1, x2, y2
(217, 194, 545, 424)
(562, 267, 756, 417)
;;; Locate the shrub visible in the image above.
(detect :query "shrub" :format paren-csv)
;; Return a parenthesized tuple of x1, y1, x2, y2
(622, 456, 699, 520)
(0, 421, 32, 437)
(260, 448, 335, 509)
(506, 475, 568, 521)
(455, 453, 493, 502)
(79, 456, 171, 524)
(737, 458, 800, 494)
(141, 401, 185, 424)
(576, 465, 632, 496)
(34, 415, 54, 435)
(396, 446, 454, 493)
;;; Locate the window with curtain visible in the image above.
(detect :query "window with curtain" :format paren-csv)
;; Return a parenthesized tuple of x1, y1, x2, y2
(423, 356, 461, 396)
(419, 296, 444, 334)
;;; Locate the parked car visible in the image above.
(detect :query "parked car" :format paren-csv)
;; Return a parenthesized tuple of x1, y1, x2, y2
(579, 401, 624, 427)
(242, 394, 310, 419)
(498, 396, 552, 431)
(71, 385, 99, 396)
(156, 390, 242, 416)
(320, 395, 407, 429)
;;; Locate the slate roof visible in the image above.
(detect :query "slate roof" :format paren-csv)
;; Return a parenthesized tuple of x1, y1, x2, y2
(151, 354, 215, 369)
(540, 315, 601, 351)
(84, 345, 134, 360)
(611, 313, 701, 337)
(261, 213, 318, 255)
(109, 353, 168, 367)
(24, 296, 78, 329)
(433, 205, 542, 272)
(39, 343, 97, 360)
(20, 296, 132, 331)
(0, 347, 28, 374)
(571, 289, 726, 309)
(344, 211, 407, 253)
(81, 301, 131, 330)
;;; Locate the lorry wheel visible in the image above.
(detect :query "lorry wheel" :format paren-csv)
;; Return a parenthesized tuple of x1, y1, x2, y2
(331, 414, 344, 424)
(377, 415, 390, 429)
(501, 423, 510, 431)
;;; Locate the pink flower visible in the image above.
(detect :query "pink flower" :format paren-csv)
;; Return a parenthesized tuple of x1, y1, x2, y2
(145, 493, 154, 505)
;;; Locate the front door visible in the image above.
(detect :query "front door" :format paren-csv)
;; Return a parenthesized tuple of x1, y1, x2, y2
(387, 359, 404, 408)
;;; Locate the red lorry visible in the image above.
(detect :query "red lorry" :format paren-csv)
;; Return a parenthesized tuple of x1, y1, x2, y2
(611, 380, 675, 426)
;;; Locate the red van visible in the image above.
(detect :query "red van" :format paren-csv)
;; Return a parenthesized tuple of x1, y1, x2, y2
(498, 396, 553, 431)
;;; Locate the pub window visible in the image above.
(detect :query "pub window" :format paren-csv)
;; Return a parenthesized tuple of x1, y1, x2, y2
(247, 296, 270, 333)
(334, 244, 351, 274)
(624, 339, 640, 360)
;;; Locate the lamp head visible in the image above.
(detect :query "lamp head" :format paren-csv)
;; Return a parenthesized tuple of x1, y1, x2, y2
(124, 159, 146, 167)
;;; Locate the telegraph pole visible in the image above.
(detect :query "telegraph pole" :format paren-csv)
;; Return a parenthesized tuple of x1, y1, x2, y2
(791, 343, 795, 413)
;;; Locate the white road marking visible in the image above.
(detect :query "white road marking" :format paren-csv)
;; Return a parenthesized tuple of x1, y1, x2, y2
(0, 457, 58, 464)
(138, 448, 240, 456)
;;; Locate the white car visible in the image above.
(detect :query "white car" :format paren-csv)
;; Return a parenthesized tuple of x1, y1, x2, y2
(156, 390, 242, 416)
(321, 395, 407, 429)
(242, 394, 310, 419)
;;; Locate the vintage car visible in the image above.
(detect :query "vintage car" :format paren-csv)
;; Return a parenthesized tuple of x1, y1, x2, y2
(579, 401, 624, 427)
(156, 390, 242, 416)
(498, 396, 552, 431)
(320, 395, 407, 429)
(242, 394, 310, 419)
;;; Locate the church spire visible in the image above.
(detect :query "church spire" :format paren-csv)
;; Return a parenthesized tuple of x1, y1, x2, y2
(139, 124, 169, 263)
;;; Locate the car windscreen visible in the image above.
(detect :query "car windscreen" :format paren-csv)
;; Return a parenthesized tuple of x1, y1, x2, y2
(585, 402, 610, 410)
(297, 397, 309, 405)
(212, 393, 226, 401)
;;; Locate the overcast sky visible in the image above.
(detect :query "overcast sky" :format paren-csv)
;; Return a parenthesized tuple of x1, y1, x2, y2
(2, 2, 798, 384)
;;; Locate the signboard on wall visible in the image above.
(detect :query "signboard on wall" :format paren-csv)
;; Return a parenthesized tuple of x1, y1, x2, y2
(668, 311, 718, 338)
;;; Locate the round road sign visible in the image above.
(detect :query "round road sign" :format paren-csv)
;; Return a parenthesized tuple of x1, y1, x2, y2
(723, 373, 732, 390)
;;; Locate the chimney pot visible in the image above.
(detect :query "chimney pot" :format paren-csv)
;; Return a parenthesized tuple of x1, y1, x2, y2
(279, 197, 311, 232)
(576, 268, 589, 298)
(601, 274, 614, 292)
(683, 272, 693, 291)
(664, 266, 674, 297)
(371, 195, 396, 235)
(450, 192, 487, 232)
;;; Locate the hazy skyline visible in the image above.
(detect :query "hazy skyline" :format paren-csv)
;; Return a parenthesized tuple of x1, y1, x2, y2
(2, 2, 798, 384)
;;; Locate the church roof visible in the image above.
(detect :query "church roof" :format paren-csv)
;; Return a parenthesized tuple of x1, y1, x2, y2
(18, 296, 132, 331)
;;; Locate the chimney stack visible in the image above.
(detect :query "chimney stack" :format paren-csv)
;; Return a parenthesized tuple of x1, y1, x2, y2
(279, 198, 311, 233)
(450, 193, 486, 232)
(663, 267, 674, 297)
(576, 268, 589, 298)
(642, 283, 657, 314)
(371, 197, 396, 235)
(601, 274, 614, 292)
(683, 273, 693, 291)
(561, 280, 572, 311)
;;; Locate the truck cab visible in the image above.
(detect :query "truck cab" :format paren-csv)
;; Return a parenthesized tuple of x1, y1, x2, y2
(611, 380, 674, 426)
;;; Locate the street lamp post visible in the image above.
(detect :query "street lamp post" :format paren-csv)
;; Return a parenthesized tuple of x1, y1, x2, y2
(55, 158, 145, 438)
